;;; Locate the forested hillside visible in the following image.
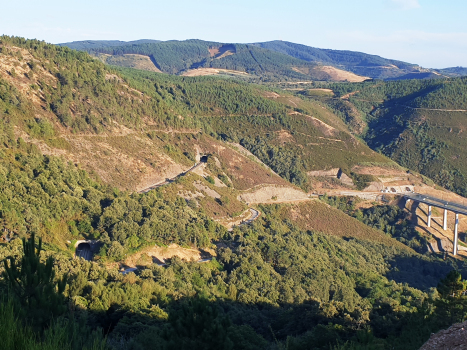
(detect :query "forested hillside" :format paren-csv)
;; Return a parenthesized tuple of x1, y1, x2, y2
(1, 36, 467, 349)
(253, 40, 422, 80)
(302, 78, 467, 196)
(60, 39, 370, 81)
(61, 38, 467, 81)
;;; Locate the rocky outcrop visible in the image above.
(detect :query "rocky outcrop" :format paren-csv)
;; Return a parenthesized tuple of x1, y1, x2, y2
(420, 321, 467, 350)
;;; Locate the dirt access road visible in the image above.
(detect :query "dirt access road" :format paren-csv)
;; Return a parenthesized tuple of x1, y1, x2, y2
(138, 159, 206, 193)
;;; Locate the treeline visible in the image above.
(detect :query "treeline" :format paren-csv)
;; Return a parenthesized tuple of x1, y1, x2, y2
(254, 40, 417, 80)
(82, 39, 218, 74)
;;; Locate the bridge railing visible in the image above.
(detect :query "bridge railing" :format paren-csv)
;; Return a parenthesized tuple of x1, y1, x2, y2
(413, 186, 467, 208)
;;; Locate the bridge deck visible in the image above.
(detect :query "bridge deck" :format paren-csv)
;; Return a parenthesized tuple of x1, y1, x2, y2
(404, 193, 467, 216)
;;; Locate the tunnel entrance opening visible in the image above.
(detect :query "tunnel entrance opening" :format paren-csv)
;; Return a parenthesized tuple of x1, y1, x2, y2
(200, 155, 208, 163)
(76, 243, 92, 261)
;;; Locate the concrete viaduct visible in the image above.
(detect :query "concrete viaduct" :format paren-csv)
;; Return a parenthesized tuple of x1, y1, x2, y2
(404, 193, 467, 255)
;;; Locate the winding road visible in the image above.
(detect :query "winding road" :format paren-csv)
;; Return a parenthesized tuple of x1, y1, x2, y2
(244, 208, 260, 224)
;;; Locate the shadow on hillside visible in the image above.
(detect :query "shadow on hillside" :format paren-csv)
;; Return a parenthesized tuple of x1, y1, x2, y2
(384, 254, 463, 290)
(81, 290, 441, 350)
(365, 86, 441, 147)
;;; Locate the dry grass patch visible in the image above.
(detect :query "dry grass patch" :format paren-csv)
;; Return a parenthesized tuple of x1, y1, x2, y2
(105, 54, 162, 72)
(278, 201, 412, 249)
(181, 68, 248, 77)
(184, 136, 289, 191)
(239, 185, 310, 204)
(122, 243, 213, 268)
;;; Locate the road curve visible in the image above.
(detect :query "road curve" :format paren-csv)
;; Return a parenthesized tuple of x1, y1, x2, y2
(228, 208, 261, 231)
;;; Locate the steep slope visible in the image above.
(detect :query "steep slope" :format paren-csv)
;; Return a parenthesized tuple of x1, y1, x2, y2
(306, 78, 467, 196)
(0, 36, 412, 220)
(0, 36, 387, 225)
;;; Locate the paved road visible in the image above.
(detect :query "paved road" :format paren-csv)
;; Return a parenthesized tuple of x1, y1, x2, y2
(139, 161, 205, 194)
(244, 208, 260, 224)
(76, 245, 93, 261)
(228, 208, 261, 232)
(404, 193, 467, 216)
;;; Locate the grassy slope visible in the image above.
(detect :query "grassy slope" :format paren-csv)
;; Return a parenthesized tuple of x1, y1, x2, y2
(0, 37, 394, 198)
(273, 200, 411, 249)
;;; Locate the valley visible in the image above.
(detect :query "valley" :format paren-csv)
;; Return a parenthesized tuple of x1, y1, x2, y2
(1, 35, 467, 350)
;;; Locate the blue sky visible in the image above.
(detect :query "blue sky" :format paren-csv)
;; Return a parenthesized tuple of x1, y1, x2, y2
(1, 0, 466, 68)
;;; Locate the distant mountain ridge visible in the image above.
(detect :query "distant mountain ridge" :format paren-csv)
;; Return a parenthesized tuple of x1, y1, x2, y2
(252, 40, 420, 80)
(58, 39, 161, 51)
(60, 39, 467, 81)
(61, 39, 363, 81)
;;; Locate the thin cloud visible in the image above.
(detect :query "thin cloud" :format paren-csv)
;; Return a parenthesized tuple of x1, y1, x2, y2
(387, 0, 421, 10)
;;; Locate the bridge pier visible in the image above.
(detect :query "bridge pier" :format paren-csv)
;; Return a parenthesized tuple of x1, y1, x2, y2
(453, 213, 459, 255)
(427, 205, 432, 227)
(443, 209, 448, 231)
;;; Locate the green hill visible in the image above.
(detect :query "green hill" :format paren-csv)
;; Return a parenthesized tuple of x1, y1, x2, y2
(253, 40, 422, 79)
(59, 39, 370, 81)
(1, 35, 466, 350)
(308, 77, 467, 196)
(61, 38, 467, 81)
(58, 39, 161, 50)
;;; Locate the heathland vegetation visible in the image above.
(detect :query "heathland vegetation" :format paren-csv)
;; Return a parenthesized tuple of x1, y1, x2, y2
(301, 78, 467, 196)
(1, 36, 467, 349)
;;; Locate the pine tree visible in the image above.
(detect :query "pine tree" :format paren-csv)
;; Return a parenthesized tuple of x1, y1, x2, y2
(436, 270, 467, 325)
(2, 234, 68, 328)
